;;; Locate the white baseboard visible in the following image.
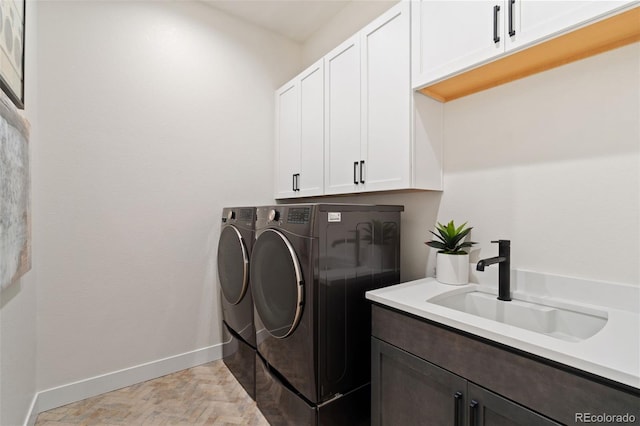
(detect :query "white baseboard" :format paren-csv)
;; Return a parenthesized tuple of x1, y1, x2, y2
(24, 394, 39, 426)
(24, 344, 224, 426)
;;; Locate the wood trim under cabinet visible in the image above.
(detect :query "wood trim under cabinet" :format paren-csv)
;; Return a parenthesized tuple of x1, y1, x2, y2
(419, 6, 640, 102)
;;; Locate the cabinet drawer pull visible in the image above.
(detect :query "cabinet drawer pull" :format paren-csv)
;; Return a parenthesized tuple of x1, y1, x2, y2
(508, 0, 516, 37)
(292, 173, 296, 191)
(353, 162, 359, 185)
(493, 5, 501, 43)
(454, 392, 463, 426)
(295, 174, 300, 191)
(359, 160, 365, 184)
(469, 400, 479, 426)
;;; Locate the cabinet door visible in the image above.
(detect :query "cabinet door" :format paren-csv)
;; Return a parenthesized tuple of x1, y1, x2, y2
(361, 1, 411, 192)
(412, 0, 505, 87)
(324, 35, 361, 195)
(298, 59, 324, 197)
(506, 0, 632, 51)
(274, 81, 299, 199)
(371, 338, 467, 426)
(467, 383, 561, 426)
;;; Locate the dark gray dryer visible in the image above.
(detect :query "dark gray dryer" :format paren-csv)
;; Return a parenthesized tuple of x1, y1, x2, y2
(250, 203, 403, 425)
(218, 207, 257, 399)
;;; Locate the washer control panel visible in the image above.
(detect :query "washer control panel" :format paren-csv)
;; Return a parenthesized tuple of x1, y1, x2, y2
(222, 208, 254, 224)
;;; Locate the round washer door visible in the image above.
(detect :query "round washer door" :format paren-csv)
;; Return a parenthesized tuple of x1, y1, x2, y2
(250, 229, 304, 339)
(217, 225, 249, 305)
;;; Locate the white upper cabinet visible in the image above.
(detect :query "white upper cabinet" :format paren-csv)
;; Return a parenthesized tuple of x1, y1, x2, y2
(361, 1, 412, 192)
(507, 1, 630, 50)
(413, 0, 638, 90)
(325, 1, 441, 196)
(412, 1, 504, 87)
(298, 61, 325, 197)
(275, 81, 300, 199)
(276, 0, 443, 199)
(274, 59, 324, 199)
(324, 35, 362, 195)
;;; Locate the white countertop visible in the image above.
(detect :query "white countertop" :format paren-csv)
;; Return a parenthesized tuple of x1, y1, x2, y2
(366, 270, 640, 389)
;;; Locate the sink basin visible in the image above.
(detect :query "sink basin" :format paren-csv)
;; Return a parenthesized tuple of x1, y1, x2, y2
(428, 289, 608, 342)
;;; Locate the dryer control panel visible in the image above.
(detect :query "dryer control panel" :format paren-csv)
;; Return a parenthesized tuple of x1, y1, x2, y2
(287, 207, 311, 224)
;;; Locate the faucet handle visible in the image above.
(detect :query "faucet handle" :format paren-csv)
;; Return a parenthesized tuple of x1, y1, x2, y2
(491, 240, 511, 258)
(491, 240, 510, 245)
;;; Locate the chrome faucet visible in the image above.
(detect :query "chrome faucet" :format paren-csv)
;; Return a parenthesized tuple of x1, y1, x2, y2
(476, 240, 511, 301)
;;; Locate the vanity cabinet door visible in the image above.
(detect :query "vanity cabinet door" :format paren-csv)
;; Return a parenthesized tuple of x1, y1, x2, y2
(467, 383, 561, 426)
(371, 337, 467, 426)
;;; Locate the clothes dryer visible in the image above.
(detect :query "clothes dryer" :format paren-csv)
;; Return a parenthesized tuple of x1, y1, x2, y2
(218, 207, 257, 399)
(250, 204, 403, 425)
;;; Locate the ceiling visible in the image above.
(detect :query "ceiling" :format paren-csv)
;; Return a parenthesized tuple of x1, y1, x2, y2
(200, 0, 352, 43)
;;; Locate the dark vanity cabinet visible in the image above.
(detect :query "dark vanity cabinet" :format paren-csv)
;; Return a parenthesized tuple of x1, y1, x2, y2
(372, 337, 467, 425)
(371, 305, 640, 426)
(372, 338, 558, 426)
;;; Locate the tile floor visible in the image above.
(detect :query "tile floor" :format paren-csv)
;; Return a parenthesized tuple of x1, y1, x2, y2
(35, 360, 269, 425)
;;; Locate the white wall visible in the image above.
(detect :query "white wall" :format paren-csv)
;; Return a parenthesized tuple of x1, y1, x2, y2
(0, 280, 37, 426)
(0, 0, 39, 424)
(36, 0, 300, 392)
(439, 42, 639, 285)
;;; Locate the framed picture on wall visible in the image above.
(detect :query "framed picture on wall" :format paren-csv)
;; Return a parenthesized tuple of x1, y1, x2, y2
(0, 0, 24, 109)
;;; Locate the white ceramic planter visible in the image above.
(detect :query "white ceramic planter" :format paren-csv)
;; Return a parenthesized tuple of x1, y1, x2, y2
(436, 253, 470, 285)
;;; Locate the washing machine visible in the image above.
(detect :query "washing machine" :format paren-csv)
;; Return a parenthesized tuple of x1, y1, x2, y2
(250, 203, 403, 425)
(218, 206, 257, 399)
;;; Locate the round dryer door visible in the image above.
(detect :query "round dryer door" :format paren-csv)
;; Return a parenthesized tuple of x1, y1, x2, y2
(217, 225, 249, 305)
(250, 229, 304, 339)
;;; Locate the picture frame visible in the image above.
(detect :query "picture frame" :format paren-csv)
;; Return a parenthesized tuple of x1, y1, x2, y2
(0, 90, 30, 290)
(0, 0, 25, 109)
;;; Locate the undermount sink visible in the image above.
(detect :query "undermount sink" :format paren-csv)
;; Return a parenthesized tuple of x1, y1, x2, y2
(427, 288, 608, 342)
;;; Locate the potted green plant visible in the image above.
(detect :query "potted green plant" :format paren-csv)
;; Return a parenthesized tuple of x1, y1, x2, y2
(426, 220, 476, 285)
